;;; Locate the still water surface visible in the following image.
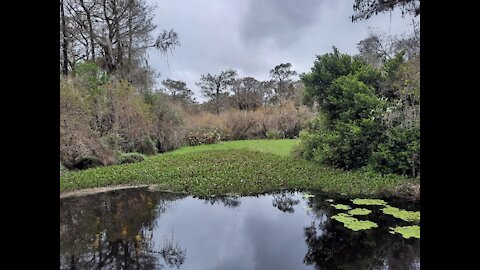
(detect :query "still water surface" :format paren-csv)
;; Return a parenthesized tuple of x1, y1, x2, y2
(60, 188, 420, 269)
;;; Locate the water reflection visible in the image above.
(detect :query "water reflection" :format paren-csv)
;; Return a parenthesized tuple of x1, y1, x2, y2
(302, 195, 420, 270)
(60, 190, 419, 270)
(60, 188, 186, 269)
(200, 195, 241, 208)
(272, 192, 300, 213)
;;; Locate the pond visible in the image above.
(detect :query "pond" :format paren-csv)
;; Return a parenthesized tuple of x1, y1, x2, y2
(60, 188, 420, 269)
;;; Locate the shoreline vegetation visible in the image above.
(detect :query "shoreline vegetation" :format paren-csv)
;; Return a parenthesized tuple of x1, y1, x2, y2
(60, 139, 419, 201)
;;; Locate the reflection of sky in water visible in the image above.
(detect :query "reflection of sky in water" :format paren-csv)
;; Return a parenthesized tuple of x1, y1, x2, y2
(60, 190, 420, 270)
(154, 194, 315, 270)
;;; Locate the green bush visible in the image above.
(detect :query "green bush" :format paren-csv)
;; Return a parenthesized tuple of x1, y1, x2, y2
(266, 130, 285, 139)
(296, 116, 382, 169)
(370, 126, 420, 177)
(297, 74, 385, 170)
(117, 152, 147, 164)
(73, 61, 108, 92)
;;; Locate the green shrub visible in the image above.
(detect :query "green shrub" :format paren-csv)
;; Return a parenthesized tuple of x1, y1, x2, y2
(296, 117, 380, 169)
(117, 152, 147, 164)
(266, 130, 285, 139)
(73, 61, 108, 91)
(370, 126, 420, 177)
(297, 74, 385, 170)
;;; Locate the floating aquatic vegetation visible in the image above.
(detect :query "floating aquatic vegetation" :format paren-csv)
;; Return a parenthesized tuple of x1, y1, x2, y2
(326, 199, 334, 203)
(332, 204, 351, 210)
(351, 198, 388, 206)
(381, 206, 420, 222)
(348, 208, 371, 215)
(331, 213, 378, 231)
(389, 225, 420, 239)
(302, 193, 315, 199)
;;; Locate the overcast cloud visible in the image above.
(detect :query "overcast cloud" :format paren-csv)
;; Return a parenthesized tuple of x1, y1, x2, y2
(146, 0, 418, 102)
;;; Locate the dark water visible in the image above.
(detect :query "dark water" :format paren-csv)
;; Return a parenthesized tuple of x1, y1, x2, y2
(60, 188, 420, 269)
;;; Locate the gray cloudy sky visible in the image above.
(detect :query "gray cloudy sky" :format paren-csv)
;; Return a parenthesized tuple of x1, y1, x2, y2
(146, 0, 418, 102)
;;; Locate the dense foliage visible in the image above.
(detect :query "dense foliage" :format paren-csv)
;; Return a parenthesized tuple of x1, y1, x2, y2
(60, 61, 315, 170)
(296, 43, 419, 177)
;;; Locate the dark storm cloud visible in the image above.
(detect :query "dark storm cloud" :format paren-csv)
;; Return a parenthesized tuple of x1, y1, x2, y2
(239, 0, 324, 48)
(147, 0, 418, 102)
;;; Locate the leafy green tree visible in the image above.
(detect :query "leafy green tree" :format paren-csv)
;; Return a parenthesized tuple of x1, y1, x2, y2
(298, 46, 419, 177)
(302, 47, 378, 108)
(298, 74, 384, 169)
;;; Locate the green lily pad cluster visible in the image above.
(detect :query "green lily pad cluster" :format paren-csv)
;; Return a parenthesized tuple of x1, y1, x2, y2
(331, 204, 351, 210)
(325, 197, 420, 238)
(302, 193, 315, 199)
(351, 198, 388, 206)
(389, 225, 420, 239)
(331, 213, 378, 231)
(348, 208, 371, 215)
(381, 206, 420, 222)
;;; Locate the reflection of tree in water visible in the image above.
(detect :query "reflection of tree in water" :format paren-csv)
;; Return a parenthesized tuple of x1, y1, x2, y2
(60, 189, 187, 269)
(302, 196, 420, 270)
(201, 195, 241, 208)
(272, 192, 300, 213)
(160, 234, 186, 268)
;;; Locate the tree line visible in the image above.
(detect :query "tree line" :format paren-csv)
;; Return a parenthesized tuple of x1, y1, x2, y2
(60, 0, 419, 179)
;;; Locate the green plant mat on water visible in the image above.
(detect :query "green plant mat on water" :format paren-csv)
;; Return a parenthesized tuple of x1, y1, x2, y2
(332, 204, 351, 210)
(331, 213, 378, 231)
(351, 198, 388, 206)
(389, 225, 420, 239)
(381, 206, 420, 222)
(347, 208, 371, 215)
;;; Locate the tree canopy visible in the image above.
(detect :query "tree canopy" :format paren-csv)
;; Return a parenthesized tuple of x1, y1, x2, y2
(351, 0, 420, 22)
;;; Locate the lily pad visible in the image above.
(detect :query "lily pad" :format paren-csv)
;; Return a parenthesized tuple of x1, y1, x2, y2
(331, 213, 378, 231)
(381, 206, 420, 222)
(302, 193, 315, 199)
(389, 225, 420, 239)
(326, 199, 334, 203)
(351, 198, 388, 206)
(332, 204, 351, 210)
(348, 208, 371, 215)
